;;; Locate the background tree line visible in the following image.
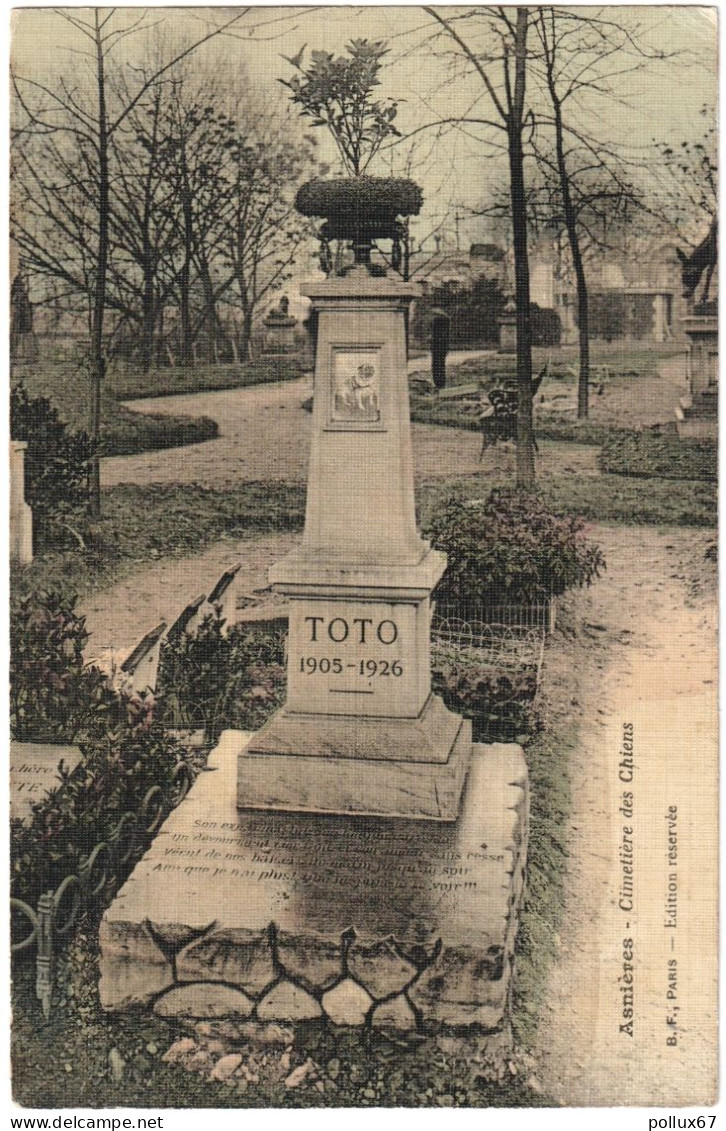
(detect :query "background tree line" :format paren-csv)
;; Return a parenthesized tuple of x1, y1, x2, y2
(12, 18, 318, 375)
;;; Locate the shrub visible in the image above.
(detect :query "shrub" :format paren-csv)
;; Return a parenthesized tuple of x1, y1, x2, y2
(432, 644, 540, 741)
(102, 407, 218, 456)
(599, 430, 717, 482)
(11, 716, 185, 907)
(10, 382, 94, 547)
(412, 275, 505, 349)
(10, 590, 113, 743)
(109, 357, 304, 400)
(158, 614, 287, 740)
(425, 488, 605, 607)
(531, 304, 561, 347)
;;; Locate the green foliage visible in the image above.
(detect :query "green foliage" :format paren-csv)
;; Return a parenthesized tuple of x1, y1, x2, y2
(425, 489, 605, 606)
(411, 275, 505, 348)
(432, 644, 540, 741)
(11, 714, 184, 906)
(10, 589, 113, 742)
(109, 357, 305, 400)
(281, 40, 400, 176)
(11, 381, 94, 548)
(103, 405, 218, 455)
(13, 357, 218, 459)
(599, 430, 717, 481)
(158, 613, 287, 740)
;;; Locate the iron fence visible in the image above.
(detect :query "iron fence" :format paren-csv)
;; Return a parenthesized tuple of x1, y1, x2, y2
(10, 759, 195, 1018)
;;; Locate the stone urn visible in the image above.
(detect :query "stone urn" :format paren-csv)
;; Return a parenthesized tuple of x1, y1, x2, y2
(295, 177, 423, 270)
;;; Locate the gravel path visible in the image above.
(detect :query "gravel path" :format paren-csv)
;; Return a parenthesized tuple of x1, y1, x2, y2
(534, 524, 717, 1105)
(103, 352, 600, 489)
(83, 351, 718, 1102)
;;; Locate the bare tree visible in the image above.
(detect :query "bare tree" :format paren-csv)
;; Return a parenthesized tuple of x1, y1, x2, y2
(12, 8, 248, 516)
(654, 104, 717, 236)
(220, 116, 316, 360)
(533, 7, 668, 416)
(423, 6, 536, 488)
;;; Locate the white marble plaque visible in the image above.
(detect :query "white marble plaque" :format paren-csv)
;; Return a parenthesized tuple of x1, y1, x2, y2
(331, 349, 381, 424)
(285, 598, 427, 717)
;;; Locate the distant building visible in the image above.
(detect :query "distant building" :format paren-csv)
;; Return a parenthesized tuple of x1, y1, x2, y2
(528, 233, 686, 344)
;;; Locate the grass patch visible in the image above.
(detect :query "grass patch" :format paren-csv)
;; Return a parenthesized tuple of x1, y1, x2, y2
(419, 471, 716, 529)
(599, 431, 717, 482)
(109, 356, 306, 399)
(435, 343, 681, 387)
(13, 358, 219, 458)
(410, 397, 614, 447)
(513, 724, 574, 1047)
(13, 480, 306, 603)
(535, 420, 616, 446)
(101, 404, 218, 455)
(17, 464, 714, 608)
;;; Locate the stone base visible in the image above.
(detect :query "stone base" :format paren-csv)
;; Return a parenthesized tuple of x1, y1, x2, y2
(99, 733, 529, 1032)
(241, 694, 471, 821)
(675, 391, 718, 438)
(11, 742, 82, 823)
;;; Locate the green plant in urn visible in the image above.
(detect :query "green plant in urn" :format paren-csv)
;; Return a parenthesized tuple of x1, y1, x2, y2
(281, 39, 422, 269)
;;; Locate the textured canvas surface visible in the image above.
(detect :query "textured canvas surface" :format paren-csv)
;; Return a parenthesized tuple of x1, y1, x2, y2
(8, 4, 718, 1124)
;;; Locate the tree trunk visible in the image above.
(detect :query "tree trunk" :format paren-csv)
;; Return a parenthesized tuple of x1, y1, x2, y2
(141, 264, 155, 374)
(179, 195, 193, 368)
(88, 12, 109, 518)
(140, 88, 161, 375)
(510, 8, 536, 489)
(574, 255, 590, 419)
(240, 309, 254, 361)
(547, 51, 590, 418)
(179, 139, 193, 368)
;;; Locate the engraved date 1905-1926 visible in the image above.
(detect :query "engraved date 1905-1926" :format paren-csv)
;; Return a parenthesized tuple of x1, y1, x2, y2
(299, 657, 403, 677)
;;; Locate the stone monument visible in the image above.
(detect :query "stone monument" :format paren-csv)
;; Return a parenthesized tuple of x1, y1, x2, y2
(675, 222, 717, 437)
(100, 73, 529, 1033)
(497, 297, 517, 353)
(262, 296, 298, 354)
(238, 260, 472, 821)
(10, 440, 33, 565)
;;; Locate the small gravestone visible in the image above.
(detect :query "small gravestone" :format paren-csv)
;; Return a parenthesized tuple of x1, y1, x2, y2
(166, 595, 207, 646)
(262, 296, 298, 354)
(10, 742, 82, 823)
(205, 562, 241, 630)
(10, 441, 33, 565)
(119, 622, 167, 696)
(497, 298, 517, 353)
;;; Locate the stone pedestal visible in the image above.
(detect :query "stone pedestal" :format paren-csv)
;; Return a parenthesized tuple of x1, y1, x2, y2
(676, 312, 718, 438)
(263, 314, 298, 354)
(10, 440, 33, 565)
(100, 732, 529, 1032)
(240, 268, 472, 821)
(683, 312, 717, 397)
(497, 312, 517, 353)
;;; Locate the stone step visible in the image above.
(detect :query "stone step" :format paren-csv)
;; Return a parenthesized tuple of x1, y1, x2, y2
(99, 732, 529, 1032)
